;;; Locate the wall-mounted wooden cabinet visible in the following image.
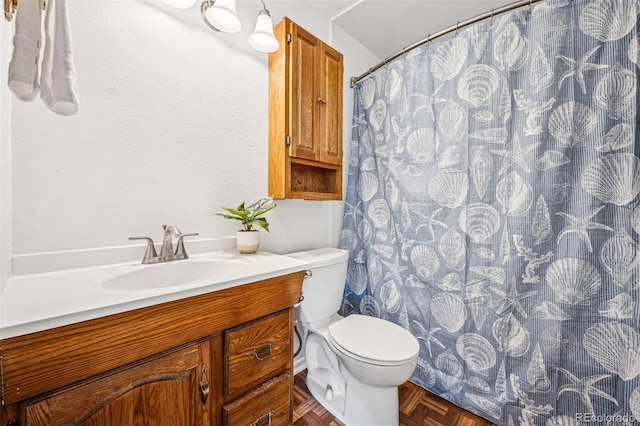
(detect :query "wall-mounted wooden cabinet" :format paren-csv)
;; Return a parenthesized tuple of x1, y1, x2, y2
(269, 17, 344, 200)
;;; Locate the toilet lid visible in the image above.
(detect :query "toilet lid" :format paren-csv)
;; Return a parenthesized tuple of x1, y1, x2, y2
(327, 315, 419, 364)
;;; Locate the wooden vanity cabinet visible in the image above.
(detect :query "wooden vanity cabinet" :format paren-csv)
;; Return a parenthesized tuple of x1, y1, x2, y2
(0, 272, 305, 426)
(269, 17, 344, 200)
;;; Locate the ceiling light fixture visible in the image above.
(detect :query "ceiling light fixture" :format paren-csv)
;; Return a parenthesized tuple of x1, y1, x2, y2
(200, 0, 280, 53)
(248, 6, 279, 53)
(201, 0, 241, 33)
(162, 0, 197, 9)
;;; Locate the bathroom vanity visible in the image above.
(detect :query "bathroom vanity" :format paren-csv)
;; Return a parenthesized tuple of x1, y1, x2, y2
(0, 252, 307, 426)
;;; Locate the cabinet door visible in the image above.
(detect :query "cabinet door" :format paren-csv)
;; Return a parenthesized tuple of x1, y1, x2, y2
(21, 341, 212, 426)
(318, 43, 343, 166)
(289, 23, 320, 162)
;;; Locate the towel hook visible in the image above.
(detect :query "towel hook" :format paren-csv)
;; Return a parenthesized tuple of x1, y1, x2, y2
(4, 0, 17, 22)
(5, 0, 45, 22)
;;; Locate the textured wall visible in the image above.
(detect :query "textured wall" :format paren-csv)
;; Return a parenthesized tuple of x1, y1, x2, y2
(7, 0, 376, 257)
(1, 18, 12, 293)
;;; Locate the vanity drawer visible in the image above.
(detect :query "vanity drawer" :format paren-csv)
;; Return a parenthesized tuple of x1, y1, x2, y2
(224, 310, 291, 398)
(222, 372, 290, 426)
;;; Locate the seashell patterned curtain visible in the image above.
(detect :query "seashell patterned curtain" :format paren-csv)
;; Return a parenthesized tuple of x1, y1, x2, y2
(340, 0, 640, 424)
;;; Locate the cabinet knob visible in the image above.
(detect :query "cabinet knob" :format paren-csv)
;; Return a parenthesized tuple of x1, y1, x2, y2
(249, 342, 273, 361)
(316, 97, 327, 104)
(199, 363, 210, 403)
(250, 410, 275, 426)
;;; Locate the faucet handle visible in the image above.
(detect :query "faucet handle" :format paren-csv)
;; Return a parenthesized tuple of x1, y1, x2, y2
(129, 236, 158, 264)
(175, 233, 198, 260)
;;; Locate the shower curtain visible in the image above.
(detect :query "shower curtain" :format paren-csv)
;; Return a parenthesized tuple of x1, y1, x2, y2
(340, 0, 640, 424)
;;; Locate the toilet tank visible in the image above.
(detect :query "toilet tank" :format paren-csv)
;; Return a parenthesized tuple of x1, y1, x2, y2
(285, 248, 349, 324)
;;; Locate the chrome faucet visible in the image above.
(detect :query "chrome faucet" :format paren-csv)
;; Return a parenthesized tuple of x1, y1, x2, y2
(129, 225, 198, 264)
(160, 225, 181, 261)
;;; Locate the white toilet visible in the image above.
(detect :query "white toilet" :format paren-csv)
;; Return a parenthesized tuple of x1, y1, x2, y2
(286, 248, 419, 426)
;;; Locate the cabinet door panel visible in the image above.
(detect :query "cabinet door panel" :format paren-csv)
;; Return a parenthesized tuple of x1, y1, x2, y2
(22, 341, 211, 426)
(319, 43, 343, 166)
(290, 25, 320, 161)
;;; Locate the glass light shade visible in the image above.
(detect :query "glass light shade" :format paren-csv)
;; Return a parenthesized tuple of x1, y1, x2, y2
(162, 0, 196, 9)
(248, 10, 279, 53)
(205, 0, 241, 33)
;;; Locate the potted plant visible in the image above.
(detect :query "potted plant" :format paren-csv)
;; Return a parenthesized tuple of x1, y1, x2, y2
(215, 196, 276, 253)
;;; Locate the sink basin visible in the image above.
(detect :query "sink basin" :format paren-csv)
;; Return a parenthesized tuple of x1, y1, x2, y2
(102, 258, 251, 290)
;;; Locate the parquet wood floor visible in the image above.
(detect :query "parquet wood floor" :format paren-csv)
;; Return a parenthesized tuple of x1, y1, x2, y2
(293, 370, 495, 426)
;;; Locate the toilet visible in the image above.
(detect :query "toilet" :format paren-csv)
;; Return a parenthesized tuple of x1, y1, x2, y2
(286, 248, 419, 426)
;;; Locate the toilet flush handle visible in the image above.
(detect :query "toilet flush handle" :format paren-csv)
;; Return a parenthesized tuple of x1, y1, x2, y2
(305, 270, 312, 278)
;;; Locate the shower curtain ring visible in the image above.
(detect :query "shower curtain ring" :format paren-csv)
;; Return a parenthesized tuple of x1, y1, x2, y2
(456, 22, 459, 35)
(490, 8, 494, 23)
(529, 0, 533, 12)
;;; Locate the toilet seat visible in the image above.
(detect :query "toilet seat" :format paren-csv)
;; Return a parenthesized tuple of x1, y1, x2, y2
(327, 314, 419, 366)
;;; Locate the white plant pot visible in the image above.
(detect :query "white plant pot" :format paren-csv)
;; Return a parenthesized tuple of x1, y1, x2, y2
(236, 230, 259, 254)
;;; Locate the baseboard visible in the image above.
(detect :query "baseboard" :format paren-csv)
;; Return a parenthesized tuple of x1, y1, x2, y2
(294, 355, 307, 375)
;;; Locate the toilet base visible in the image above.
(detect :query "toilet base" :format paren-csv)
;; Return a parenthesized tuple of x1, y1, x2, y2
(304, 332, 401, 426)
(306, 369, 347, 420)
(307, 364, 400, 426)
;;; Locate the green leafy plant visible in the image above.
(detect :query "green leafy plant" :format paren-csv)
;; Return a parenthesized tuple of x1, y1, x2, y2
(215, 197, 276, 232)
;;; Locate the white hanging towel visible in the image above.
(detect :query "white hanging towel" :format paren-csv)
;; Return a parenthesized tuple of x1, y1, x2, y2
(7, 0, 42, 102)
(40, 0, 79, 116)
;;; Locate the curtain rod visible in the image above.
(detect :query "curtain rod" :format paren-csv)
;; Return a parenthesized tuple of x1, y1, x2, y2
(350, 0, 547, 88)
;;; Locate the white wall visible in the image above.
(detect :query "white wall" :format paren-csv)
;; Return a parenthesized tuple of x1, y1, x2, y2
(5, 0, 377, 263)
(1, 16, 13, 294)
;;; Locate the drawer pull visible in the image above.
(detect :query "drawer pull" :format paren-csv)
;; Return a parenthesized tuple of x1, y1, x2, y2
(199, 363, 210, 403)
(250, 410, 275, 426)
(249, 343, 273, 361)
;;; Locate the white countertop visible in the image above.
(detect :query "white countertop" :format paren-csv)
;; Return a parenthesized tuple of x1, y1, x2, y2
(1, 250, 310, 339)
